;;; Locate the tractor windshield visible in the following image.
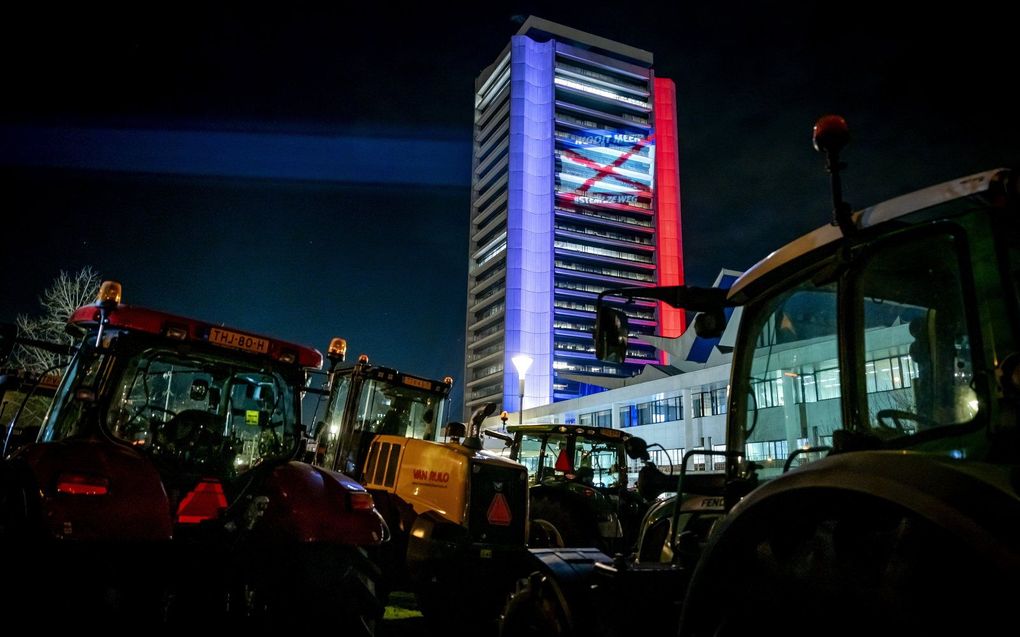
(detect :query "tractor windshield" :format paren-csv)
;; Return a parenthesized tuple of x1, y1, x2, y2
(735, 227, 984, 479)
(42, 343, 299, 477)
(517, 432, 624, 488)
(316, 370, 448, 476)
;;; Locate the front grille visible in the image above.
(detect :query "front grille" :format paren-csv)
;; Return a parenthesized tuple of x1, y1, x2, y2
(467, 461, 527, 545)
(364, 440, 402, 488)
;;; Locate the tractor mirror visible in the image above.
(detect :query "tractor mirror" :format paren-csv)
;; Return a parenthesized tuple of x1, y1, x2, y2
(693, 308, 727, 339)
(595, 306, 628, 363)
(445, 421, 466, 441)
(625, 436, 650, 461)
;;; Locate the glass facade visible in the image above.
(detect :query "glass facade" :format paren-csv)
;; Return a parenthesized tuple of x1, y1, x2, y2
(464, 18, 684, 415)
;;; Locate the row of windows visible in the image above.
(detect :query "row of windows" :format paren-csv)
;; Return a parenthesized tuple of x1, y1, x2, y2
(472, 322, 502, 341)
(476, 145, 509, 190)
(555, 222, 652, 246)
(745, 440, 790, 462)
(865, 355, 917, 393)
(468, 382, 502, 402)
(552, 361, 629, 375)
(692, 387, 728, 418)
(476, 240, 507, 267)
(555, 260, 654, 282)
(472, 258, 504, 286)
(578, 409, 612, 427)
(556, 158, 652, 185)
(475, 180, 508, 217)
(475, 101, 508, 145)
(472, 277, 505, 305)
(554, 136, 654, 173)
(556, 340, 595, 354)
(474, 301, 504, 322)
(619, 396, 683, 428)
(554, 319, 592, 332)
(467, 342, 502, 362)
(554, 129, 653, 158)
(554, 77, 651, 111)
(474, 202, 507, 235)
(556, 205, 653, 226)
(751, 355, 918, 409)
(555, 60, 650, 94)
(555, 340, 650, 358)
(470, 362, 503, 382)
(474, 224, 506, 253)
(555, 95, 651, 130)
(555, 240, 654, 264)
(477, 109, 508, 151)
(553, 298, 655, 321)
(752, 375, 784, 409)
(476, 81, 509, 132)
(556, 279, 615, 296)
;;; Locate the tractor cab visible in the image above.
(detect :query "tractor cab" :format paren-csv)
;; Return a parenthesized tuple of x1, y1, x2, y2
(507, 423, 651, 552)
(314, 344, 454, 479)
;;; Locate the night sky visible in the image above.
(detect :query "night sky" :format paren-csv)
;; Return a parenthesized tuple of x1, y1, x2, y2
(2, 2, 1017, 417)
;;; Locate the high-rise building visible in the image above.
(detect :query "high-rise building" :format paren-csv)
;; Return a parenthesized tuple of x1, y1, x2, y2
(464, 16, 684, 415)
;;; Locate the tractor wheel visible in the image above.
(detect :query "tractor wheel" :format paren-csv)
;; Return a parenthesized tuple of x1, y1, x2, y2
(500, 572, 571, 637)
(170, 544, 382, 634)
(283, 545, 382, 635)
(530, 497, 598, 548)
(680, 491, 1010, 637)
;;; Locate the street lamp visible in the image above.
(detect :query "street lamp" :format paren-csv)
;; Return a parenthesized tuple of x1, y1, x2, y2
(511, 354, 533, 425)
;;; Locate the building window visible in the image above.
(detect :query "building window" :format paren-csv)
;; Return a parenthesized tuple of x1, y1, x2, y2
(711, 386, 728, 415)
(712, 443, 727, 471)
(865, 355, 917, 393)
(692, 387, 727, 417)
(618, 397, 682, 428)
(579, 409, 612, 427)
(816, 367, 841, 401)
(744, 440, 790, 462)
(749, 374, 784, 410)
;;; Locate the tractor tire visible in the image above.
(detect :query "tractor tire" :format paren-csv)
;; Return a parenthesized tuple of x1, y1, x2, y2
(167, 544, 382, 634)
(277, 545, 383, 635)
(680, 491, 1012, 637)
(530, 497, 598, 548)
(500, 572, 571, 637)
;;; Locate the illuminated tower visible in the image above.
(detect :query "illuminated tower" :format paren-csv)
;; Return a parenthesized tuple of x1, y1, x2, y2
(464, 16, 684, 415)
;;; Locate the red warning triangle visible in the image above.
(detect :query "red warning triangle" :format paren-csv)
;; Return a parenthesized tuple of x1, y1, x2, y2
(486, 492, 512, 526)
(176, 479, 228, 524)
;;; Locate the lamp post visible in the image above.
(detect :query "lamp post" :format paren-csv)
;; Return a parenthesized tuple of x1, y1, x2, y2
(511, 354, 532, 425)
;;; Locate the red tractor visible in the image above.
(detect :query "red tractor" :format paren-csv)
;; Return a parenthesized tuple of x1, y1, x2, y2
(0, 282, 386, 632)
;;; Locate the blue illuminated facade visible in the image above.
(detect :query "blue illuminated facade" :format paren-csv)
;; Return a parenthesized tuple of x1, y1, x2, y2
(465, 17, 683, 416)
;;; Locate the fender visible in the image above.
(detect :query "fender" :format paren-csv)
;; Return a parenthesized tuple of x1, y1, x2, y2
(254, 461, 386, 545)
(679, 451, 1020, 636)
(716, 451, 1020, 568)
(519, 547, 614, 634)
(19, 439, 172, 541)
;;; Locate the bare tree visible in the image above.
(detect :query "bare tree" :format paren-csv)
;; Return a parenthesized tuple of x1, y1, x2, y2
(12, 267, 102, 373)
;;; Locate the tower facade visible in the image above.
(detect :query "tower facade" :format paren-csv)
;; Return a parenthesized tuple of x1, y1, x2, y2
(464, 16, 684, 415)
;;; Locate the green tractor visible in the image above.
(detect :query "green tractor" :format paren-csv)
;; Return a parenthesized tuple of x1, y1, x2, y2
(500, 423, 666, 554)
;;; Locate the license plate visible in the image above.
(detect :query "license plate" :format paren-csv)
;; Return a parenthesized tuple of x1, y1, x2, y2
(209, 327, 269, 354)
(403, 376, 432, 390)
